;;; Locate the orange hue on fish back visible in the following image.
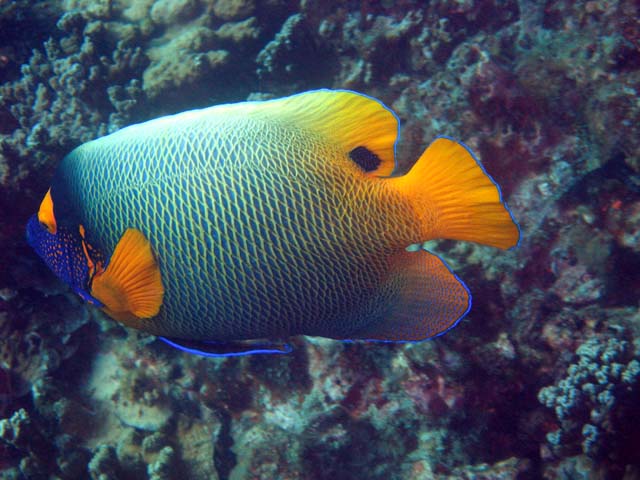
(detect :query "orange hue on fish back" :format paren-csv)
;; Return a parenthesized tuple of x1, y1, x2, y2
(245, 89, 399, 176)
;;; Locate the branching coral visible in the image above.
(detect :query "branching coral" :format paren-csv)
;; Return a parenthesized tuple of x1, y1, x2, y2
(0, 10, 147, 156)
(538, 336, 640, 460)
(256, 13, 331, 91)
(0, 408, 51, 477)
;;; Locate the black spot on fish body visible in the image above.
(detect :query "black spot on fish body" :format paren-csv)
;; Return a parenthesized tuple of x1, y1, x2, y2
(349, 146, 381, 172)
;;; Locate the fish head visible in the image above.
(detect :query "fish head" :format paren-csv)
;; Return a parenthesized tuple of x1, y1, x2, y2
(26, 188, 105, 306)
(27, 183, 164, 326)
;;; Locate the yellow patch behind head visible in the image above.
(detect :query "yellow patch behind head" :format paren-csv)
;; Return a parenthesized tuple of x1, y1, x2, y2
(90, 228, 164, 326)
(37, 189, 57, 234)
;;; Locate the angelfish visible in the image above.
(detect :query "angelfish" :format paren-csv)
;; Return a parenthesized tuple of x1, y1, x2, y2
(26, 90, 519, 356)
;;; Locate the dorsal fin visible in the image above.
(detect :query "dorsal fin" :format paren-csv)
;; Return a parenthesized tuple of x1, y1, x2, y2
(245, 89, 400, 176)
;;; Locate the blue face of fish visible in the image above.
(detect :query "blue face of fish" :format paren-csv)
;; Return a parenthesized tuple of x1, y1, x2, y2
(26, 212, 104, 307)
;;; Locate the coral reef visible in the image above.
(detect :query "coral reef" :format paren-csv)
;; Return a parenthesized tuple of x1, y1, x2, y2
(0, 0, 639, 479)
(539, 336, 640, 462)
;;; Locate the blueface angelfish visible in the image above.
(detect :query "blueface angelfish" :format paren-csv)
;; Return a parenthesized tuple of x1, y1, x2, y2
(26, 90, 519, 357)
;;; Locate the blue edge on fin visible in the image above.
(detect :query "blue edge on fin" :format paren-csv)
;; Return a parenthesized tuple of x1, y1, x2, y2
(159, 336, 293, 358)
(437, 134, 522, 251)
(348, 253, 473, 346)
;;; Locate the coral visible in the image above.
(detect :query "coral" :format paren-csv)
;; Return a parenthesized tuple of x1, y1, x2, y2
(172, 416, 219, 479)
(215, 17, 261, 45)
(55, 434, 92, 479)
(551, 264, 605, 305)
(317, 10, 425, 90)
(149, 0, 199, 25)
(210, 0, 256, 22)
(0, 11, 147, 155)
(142, 27, 231, 103)
(147, 446, 176, 480)
(438, 457, 531, 480)
(87, 349, 173, 432)
(0, 408, 49, 476)
(256, 13, 331, 91)
(0, 287, 93, 430)
(88, 445, 121, 480)
(538, 336, 640, 461)
(614, 200, 640, 252)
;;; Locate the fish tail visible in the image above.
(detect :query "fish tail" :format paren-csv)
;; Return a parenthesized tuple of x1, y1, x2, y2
(392, 137, 519, 249)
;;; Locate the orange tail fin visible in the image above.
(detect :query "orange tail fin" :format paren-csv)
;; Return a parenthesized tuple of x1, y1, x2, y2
(391, 137, 519, 249)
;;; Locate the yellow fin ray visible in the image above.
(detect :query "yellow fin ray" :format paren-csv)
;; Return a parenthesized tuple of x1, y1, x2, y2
(90, 228, 164, 324)
(392, 137, 520, 249)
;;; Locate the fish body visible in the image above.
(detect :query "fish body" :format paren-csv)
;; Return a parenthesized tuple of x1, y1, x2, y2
(27, 90, 519, 355)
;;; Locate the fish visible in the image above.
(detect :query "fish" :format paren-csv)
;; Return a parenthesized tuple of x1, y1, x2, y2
(26, 89, 519, 357)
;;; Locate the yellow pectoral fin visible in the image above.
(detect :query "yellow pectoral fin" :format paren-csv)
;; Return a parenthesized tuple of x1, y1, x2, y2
(90, 228, 164, 326)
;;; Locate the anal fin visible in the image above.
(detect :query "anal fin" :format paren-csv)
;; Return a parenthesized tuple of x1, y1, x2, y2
(352, 249, 471, 342)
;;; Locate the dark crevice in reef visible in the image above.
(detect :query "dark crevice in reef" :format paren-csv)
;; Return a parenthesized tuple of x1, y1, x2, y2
(605, 245, 640, 307)
(0, 1, 62, 81)
(558, 152, 640, 211)
(213, 410, 237, 480)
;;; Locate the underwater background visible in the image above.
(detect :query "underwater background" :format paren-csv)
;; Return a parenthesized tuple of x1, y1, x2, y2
(0, 0, 639, 479)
